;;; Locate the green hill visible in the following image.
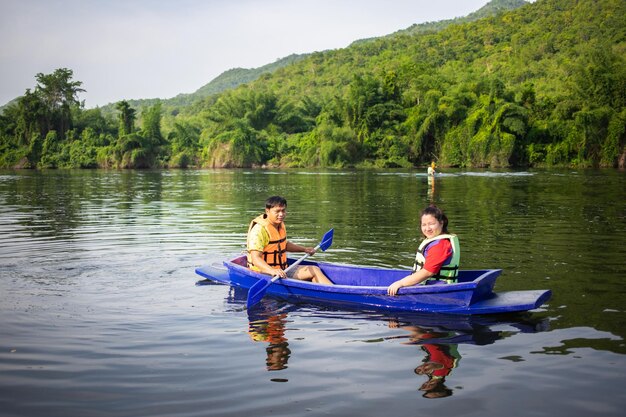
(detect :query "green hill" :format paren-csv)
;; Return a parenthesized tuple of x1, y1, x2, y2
(193, 53, 307, 99)
(185, 0, 625, 169)
(95, 0, 526, 116)
(95, 54, 308, 117)
(1, 0, 526, 118)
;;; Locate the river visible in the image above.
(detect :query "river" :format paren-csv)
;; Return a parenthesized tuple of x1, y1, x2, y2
(0, 168, 624, 417)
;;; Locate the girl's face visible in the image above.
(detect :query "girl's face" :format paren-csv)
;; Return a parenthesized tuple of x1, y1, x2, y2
(421, 214, 443, 239)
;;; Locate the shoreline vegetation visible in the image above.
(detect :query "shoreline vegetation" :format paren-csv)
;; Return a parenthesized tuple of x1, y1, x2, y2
(1, 0, 625, 170)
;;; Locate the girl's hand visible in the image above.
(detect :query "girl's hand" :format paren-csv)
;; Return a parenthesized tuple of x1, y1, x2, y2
(387, 281, 403, 296)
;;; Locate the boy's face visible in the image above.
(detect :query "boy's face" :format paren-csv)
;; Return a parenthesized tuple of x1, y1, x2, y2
(265, 205, 286, 226)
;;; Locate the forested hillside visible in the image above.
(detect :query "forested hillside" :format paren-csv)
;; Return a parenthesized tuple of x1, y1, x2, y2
(97, 0, 526, 117)
(96, 53, 309, 119)
(1, 0, 624, 169)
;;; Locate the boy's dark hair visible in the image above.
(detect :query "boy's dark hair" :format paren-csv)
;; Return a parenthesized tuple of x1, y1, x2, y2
(265, 196, 287, 209)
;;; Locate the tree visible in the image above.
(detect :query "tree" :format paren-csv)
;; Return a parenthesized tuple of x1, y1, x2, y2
(140, 102, 164, 148)
(34, 68, 85, 138)
(111, 102, 164, 168)
(168, 121, 200, 167)
(116, 100, 136, 137)
(573, 42, 626, 110)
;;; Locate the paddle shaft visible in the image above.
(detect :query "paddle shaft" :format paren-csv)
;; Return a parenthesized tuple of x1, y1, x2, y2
(266, 243, 319, 285)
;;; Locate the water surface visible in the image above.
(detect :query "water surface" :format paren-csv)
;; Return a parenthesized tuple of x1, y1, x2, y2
(0, 168, 625, 417)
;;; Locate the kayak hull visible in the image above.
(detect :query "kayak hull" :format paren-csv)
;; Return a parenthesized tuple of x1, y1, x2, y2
(195, 255, 551, 315)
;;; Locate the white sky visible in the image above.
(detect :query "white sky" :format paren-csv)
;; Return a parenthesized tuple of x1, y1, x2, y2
(1, 0, 499, 108)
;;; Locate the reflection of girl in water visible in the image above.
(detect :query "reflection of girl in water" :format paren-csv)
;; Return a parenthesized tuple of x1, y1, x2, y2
(388, 321, 460, 399)
(248, 314, 291, 371)
(414, 343, 459, 398)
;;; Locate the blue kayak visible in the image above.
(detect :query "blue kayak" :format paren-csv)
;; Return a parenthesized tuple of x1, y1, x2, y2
(195, 255, 552, 315)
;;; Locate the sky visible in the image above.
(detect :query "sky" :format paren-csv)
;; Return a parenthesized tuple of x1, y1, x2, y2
(1, 0, 501, 108)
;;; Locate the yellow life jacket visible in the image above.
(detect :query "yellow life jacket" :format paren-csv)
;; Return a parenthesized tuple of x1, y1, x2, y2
(247, 214, 288, 270)
(412, 234, 461, 283)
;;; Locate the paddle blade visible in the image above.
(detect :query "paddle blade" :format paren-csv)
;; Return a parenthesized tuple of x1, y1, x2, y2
(319, 228, 334, 252)
(246, 276, 272, 308)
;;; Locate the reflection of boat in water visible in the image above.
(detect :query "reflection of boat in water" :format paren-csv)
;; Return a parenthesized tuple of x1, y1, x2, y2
(213, 284, 550, 347)
(196, 256, 552, 315)
(211, 284, 549, 394)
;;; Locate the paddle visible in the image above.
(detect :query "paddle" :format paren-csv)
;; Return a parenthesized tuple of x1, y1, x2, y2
(246, 228, 334, 309)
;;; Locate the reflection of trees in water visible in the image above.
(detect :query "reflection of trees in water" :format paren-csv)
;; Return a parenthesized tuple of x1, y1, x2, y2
(3, 170, 168, 236)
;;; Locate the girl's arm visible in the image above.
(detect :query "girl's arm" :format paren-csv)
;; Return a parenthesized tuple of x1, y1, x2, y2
(387, 268, 435, 296)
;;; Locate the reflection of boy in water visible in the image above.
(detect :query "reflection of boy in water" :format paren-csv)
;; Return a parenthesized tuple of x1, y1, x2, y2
(248, 314, 291, 371)
(414, 343, 459, 398)
(266, 341, 290, 371)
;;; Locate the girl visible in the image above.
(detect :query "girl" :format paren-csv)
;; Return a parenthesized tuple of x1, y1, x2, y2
(387, 205, 460, 295)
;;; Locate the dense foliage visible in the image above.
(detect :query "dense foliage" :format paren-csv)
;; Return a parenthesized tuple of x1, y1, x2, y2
(1, 0, 624, 169)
